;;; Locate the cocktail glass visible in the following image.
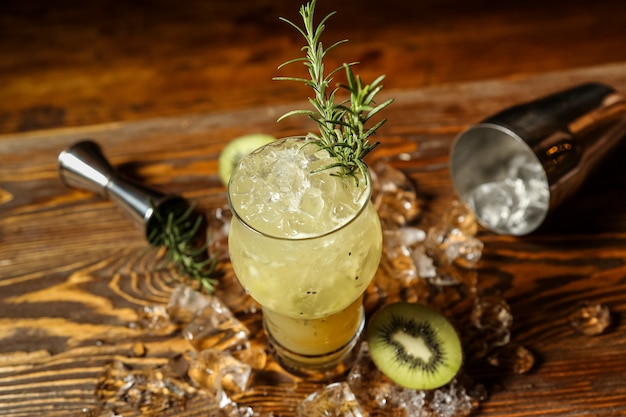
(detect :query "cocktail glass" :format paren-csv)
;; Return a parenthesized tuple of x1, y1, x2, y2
(227, 136, 383, 379)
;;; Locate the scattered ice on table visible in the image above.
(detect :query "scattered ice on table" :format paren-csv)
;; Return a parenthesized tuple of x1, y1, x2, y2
(371, 161, 421, 228)
(370, 162, 485, 314)
(135, 305, 175, 335)
(487, 344, 535, 374)
(445, 200, 479, 236)
(207, 204, 232, 262)
(187, 349, 252, 407)
(426, 271, 465, 287)
(417, 202, 483, 289)
(569, 301, 611, 335)
(231, 343, 268, 370)
(471, 295, 513, 330)
(383, 228, 420, 282)
(464, 381, 489, 408)
(398, 225, 427, 246)
(168, 284, 212, 323)
(375, 226, 434, 305)
(471, 295, 513, 343)
(346, 343, 480, 416)
(184, 293, 250, 351)
(381, 228, 425, 273)
(465, 295, 513, 358)
(428, 378, 473, 417)
(95, 360, 196, 413)
(347, 343, 427, 416)
(297, 382, 367, 417)
(411, 246, 437, 279)
(424, 222, 483, 268)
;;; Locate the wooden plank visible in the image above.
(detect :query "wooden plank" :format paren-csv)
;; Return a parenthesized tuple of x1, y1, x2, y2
(1, 63, 626, 416)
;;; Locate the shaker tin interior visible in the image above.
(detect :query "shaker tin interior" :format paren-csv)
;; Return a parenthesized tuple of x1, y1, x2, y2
(450, 123, 550, 236)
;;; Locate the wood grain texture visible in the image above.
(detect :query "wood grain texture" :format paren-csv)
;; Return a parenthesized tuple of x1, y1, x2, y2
(1, 62, 626, 416)
(1, 0, 625, 134)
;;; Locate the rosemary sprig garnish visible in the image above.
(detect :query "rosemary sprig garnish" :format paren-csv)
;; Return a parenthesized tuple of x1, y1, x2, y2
(148, 200, 218, 294)
(274, 0, 393, 185)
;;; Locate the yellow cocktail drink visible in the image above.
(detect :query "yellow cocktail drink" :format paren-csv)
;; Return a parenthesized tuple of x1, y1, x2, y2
(228, 137, 382, 377)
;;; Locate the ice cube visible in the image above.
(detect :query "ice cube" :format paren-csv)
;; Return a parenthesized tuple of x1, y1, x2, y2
(183, 294, 250, 351)
(347, 343, 427, 416)
(424, 224, 483, 268)
(208, 205, 232, 262)
(187, 349, 252, 398)
(467, 176, 549, 235)
(297, 382, 367, 417)
(569, 301, 611, 336)
(487, 344, 535, 374)
(135, 305, 175, 335)
(371, 161, 421, 228)
(168, 284, 212, 323)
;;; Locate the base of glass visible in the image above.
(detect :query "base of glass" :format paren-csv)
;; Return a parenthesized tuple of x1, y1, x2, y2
(263, 313, 365, 381)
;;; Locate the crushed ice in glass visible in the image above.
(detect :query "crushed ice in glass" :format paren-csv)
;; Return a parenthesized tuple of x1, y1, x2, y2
(569, 301, 611, 336)
(229, 137, 369, 237)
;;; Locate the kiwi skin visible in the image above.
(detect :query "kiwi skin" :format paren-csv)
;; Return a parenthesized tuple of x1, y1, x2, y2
(366, 302, 463, 390)
(218, 133, 276, 185)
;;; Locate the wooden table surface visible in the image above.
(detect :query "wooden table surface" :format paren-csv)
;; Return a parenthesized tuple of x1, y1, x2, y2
(2, 1, 626, 416)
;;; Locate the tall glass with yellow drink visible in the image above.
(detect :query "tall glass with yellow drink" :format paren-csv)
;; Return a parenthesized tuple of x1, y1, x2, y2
(228, 136, 382, 378)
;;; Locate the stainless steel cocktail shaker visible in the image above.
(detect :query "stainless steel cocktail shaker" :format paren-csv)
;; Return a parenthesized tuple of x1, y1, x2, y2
(450, 82, 626, 235)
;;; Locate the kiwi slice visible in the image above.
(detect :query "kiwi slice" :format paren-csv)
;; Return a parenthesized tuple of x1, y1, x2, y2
(218, 133, 276, 185)
(366, 302, 463, 390)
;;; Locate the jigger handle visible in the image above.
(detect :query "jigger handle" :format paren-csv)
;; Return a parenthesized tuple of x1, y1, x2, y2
(58, 140, 188, 237)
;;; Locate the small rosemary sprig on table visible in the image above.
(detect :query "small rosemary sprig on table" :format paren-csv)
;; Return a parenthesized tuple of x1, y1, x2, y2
(274, 0, 393, 185)
(147, 201, 218, 294)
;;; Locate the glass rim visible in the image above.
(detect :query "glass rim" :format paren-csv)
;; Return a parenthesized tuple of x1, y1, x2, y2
(227, 136, 374, 242)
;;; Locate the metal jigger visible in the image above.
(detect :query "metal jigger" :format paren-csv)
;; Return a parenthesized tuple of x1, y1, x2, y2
(450, 82, 626, 236)
(58, 140, 189, 238)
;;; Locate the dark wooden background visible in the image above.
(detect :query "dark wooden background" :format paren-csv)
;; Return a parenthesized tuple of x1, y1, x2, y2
(1, 0, 626, 416)
(2, 0, 626, 135)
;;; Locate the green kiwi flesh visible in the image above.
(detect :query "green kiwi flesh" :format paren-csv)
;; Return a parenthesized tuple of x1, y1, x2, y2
(366, 302, 463, 390)
(218, 133, 276, 185)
